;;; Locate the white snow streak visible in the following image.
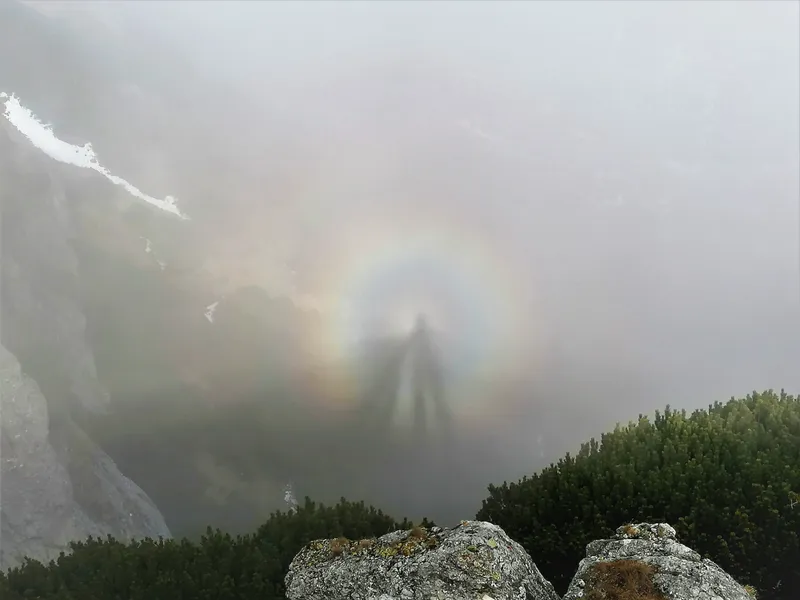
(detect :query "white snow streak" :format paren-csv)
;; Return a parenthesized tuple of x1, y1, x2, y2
(2, 93, 188, 219)
(140, 237, 167, 269)
(204, 301, 219, 324)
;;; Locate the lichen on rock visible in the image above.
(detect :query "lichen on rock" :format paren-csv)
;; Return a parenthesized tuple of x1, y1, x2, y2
(564, 522, 754, 600)
(285, 520, 559, 600)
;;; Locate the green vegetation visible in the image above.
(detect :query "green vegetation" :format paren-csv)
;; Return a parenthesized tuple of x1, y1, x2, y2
(477, 390, 800, 599)
(0, 498, 429, 600)
(3, 391, 798, 599)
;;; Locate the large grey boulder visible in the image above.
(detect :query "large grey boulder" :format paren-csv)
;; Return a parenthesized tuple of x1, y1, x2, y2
(285, 520, 559, 600)
(563, 522, 755, 600)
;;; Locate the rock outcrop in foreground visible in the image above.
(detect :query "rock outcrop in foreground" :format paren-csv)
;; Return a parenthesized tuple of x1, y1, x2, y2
(285, 520, 559, 600)
(286, 521, 755, 600)
(564, 522, 753, 600)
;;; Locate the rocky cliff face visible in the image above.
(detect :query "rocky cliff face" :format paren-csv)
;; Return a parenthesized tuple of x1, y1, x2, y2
(0, 114, 171, 570)
(0, 342, 170, 569)
(285, 521, 755, 600)
(0, 117, 109, 418)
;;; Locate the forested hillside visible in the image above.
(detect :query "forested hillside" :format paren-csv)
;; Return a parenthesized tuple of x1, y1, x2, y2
(478, 389, 800, 598)
(3, 391, 797, 600)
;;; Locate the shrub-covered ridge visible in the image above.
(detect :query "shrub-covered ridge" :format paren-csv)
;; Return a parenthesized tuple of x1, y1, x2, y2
(478, 390, 800, 599)
(0, 498, 424, 600)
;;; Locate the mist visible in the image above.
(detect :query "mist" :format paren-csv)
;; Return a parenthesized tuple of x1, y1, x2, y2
(119, 0, 800, 414)
(6, 0, 800, 532)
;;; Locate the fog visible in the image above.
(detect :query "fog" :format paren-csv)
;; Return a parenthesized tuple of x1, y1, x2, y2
(7, 0, 800, 531)
(119, 0, 800, 404)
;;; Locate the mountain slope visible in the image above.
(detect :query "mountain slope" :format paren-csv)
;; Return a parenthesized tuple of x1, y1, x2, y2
(0, 342, 169, 570)
(0, 112, 171, 570)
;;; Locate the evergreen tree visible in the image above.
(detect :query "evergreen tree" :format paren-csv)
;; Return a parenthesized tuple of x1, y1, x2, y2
(477, 390, 800, 600)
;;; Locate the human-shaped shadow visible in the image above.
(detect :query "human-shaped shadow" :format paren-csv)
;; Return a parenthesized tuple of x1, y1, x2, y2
(356, 313, 453, 447)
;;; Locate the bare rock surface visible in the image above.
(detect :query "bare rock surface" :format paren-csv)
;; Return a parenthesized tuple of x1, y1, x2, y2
(563, 522, 754, 600)
(0, 342, 170, 570)
(285, 520, 559, 600)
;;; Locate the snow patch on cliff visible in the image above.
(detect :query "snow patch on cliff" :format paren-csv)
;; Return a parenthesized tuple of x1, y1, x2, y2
(140, 237, 167, 270)
(2, 92, 188, 219)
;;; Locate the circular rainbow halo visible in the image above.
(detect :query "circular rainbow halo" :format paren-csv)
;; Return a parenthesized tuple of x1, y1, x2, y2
(307, 214, 539, 416)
